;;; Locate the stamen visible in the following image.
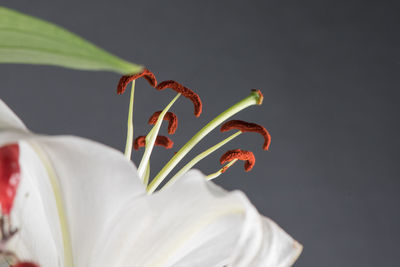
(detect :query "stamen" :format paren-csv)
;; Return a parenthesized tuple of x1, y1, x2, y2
(134, 135, 174, 150)
(124, 81, 136, 159)
(156, 80, 202, 117)
(0, 144, 21, 215)
(148, 111, 178, 134)
(147, 90, 263, 194)
(162, 131, 241, 190)
(155, 136, 174, 149)
(137, 94, 181, 179)
(133, 136, 146, 150)
(221, 120, 271, 150)
(221, 160, 238, 173)
(117, 68, 157, 94)
(143, 162, 151, 187)
(220, 149, 255, 172)
(206, 159, 238, 180)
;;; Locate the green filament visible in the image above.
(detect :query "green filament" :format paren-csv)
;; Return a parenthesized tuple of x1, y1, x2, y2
(124, 81, 136, 159)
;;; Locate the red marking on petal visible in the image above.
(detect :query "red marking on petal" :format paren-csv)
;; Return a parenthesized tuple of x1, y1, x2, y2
(220, 120, 271, 150)
(117, 69, 157, 94)
(134, 135, 174, 150)
(220, 149, 255, 172)
(11, 262, 40, 267)
(0, 144, 21, 215)
(156, 80, 202, 117)
(148, 111, 178, 134)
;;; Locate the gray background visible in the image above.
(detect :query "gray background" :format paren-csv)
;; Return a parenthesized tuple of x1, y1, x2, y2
(1, 0, 399, 266)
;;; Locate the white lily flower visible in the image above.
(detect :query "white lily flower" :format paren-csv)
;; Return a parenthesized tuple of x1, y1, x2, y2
(0, 98, 302, 267)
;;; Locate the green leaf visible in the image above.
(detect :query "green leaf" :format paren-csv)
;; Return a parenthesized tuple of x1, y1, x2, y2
(0, 6, 142, 75)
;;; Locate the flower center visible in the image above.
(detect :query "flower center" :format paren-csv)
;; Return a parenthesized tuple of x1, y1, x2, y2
(117, 70, 270, 194)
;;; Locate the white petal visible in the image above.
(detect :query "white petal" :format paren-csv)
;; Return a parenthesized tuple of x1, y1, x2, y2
(229, 212, 303, 267)
(0, 99, 146, 266)
(2, 134, 146, 267)
(24, 136, 146, 267)
(0, 99, 27, 131)
(244, 217, 303, 267)
(7, 141, 62, 267)
(90, 170, 302, 267)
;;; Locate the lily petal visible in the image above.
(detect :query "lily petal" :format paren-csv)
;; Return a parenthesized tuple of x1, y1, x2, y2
(0, 100, 146, 266)
(34, 136, 145, 267)
(5, 137, 147, 267)
(90, 170, 301, 267)
(230, 215, 302, 267)
(0, 99, 27, 131)
(7, 141, 62, 266)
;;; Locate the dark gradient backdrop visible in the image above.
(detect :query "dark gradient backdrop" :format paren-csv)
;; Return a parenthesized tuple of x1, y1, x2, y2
(1, 1, 399, 266)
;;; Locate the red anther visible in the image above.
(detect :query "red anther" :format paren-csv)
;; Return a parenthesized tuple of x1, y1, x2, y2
(134, 135, 174, 150)
(117, 69, 157, 94)
(148, 111, 178, 134)
(156, 80, 202, 117)
(134, 136, 146, 150)
(220, 120, 271, 150)
(220, 149, 255, 172)
(0, 144, 21, 215)
(11, 262, 40, 267)
(155, 136, 174, 149)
